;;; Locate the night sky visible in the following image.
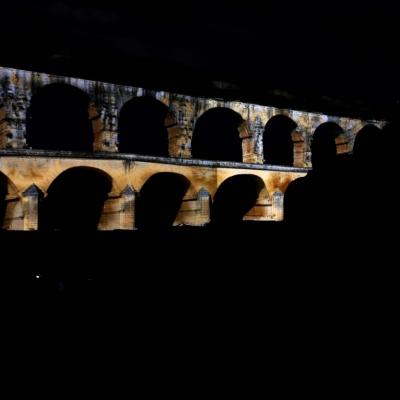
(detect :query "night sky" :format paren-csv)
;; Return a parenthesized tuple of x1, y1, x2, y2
(2, 1, 399, 119)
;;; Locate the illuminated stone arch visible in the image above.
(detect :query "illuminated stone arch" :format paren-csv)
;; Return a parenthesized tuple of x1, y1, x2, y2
(242, 184, 276, 221)
(263, 115, 303, 167)
(39, 166, 112, 231)
(136, 172, 191, 229)
(310, 121, 343, 169)
(211, 174, 265, 225)
(191, 107, 244, 162)
(118, 96, 182, 158)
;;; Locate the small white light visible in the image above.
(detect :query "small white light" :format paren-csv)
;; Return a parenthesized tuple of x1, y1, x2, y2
(35, 275, 40, 279)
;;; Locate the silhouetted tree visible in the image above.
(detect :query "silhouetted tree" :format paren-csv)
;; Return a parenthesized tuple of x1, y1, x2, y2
(284, 122, 342, 226)
(350, 124, 382, 224)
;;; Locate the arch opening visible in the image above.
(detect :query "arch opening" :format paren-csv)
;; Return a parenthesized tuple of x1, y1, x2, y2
(118, 96, 169, 157)
(39, 167, 112, 231)
(191, 107, 243, 162)
(211, 174, 265, 225)
(26, 83, 93, 152)
(263, 115, 297, 167)
(311, 122, 343, 170)
(136, 173, 190, 230)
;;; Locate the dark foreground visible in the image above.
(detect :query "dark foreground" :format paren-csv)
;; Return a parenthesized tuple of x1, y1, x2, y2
(1, 222, 395, 393)
(1, 222, 394, 305)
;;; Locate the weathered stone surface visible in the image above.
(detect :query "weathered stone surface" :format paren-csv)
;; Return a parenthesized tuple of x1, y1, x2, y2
(0, 150, 307, 230)
(1, 66, 384, 166)
(0, 65, 387, 231)
(21, 184, 43, 230)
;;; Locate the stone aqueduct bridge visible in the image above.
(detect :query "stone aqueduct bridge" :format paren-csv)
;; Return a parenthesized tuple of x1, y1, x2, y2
(0, 150, 305, 230)
(0, 66, 383, 230)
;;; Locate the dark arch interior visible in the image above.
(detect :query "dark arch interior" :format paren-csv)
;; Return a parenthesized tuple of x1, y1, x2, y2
(263, 115, 297, 166)
(26, 83, 93, 152)
(211, 175, 265, 225)
(191, 107, 243, 162)
(0, 173, 9, 228)
(136, 173, 190, 230)
(118, 96, 169, 157)
(39, 168, 112, 231)
(311, 121, 343, 169)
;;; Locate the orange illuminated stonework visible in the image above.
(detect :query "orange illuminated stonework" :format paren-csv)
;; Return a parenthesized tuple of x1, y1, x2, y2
(0, 66, 383, 230)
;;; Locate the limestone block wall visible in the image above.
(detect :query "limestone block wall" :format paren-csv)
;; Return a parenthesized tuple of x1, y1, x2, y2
(0, 151, 306, 230)
(0, 66, 384, 167)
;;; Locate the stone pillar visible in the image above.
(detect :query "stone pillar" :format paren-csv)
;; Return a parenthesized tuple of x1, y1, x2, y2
(272, 190, 284, 221)
(120, 185, 136, 230)
(292, 130, 305, 167)
(293, 115, 314, 168)
(335, 133, 350, 154)
(21, 185, 42, 231)
(1, 195, 24, 230)
(0, 80, 29, 149)
(98, 186, 137, 230)
(197, 187, 211, 225)
(165, 110, 182, 158)
(244, 190, 272, 221)
(252, 115, 266, 163)
(241, 119, 262, 164)
(303, 129, 313, 167)
(89, 95, 118, 152)
(169, 100, 194, 158)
